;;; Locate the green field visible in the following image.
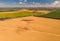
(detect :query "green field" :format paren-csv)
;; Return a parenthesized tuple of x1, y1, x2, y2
(0, 9, 60, 20)
(41, 10, 60, 19)
(34, 10, 60, 19)
(0, 12, 35, 19)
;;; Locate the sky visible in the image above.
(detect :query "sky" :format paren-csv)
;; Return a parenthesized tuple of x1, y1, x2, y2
(0, 0, 60, 7)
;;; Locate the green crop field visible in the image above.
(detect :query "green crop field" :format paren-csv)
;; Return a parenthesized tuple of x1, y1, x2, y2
(0, 12, 35, 19)
(34, 9, 60, 19)
(0, 9, 60, 20)
(42, 10, 60, 19)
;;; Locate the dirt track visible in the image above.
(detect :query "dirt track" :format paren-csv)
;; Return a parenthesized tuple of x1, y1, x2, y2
(0, 16, 60, 41)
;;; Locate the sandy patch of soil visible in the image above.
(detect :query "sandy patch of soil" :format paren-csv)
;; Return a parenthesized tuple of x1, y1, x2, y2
(0, 16, 60, 41)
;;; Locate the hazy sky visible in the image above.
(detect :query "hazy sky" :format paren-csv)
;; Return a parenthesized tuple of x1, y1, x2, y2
(0, 0, 60, 7)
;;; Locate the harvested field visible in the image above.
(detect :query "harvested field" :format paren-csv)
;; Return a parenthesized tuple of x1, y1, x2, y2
(0, 16, 60, 41)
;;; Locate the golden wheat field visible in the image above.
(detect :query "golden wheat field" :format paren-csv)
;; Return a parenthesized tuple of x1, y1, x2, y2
(0, 16, 60, 41)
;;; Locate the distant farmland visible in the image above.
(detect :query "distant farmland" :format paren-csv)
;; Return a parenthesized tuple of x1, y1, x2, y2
(0, 8, 60, 20)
